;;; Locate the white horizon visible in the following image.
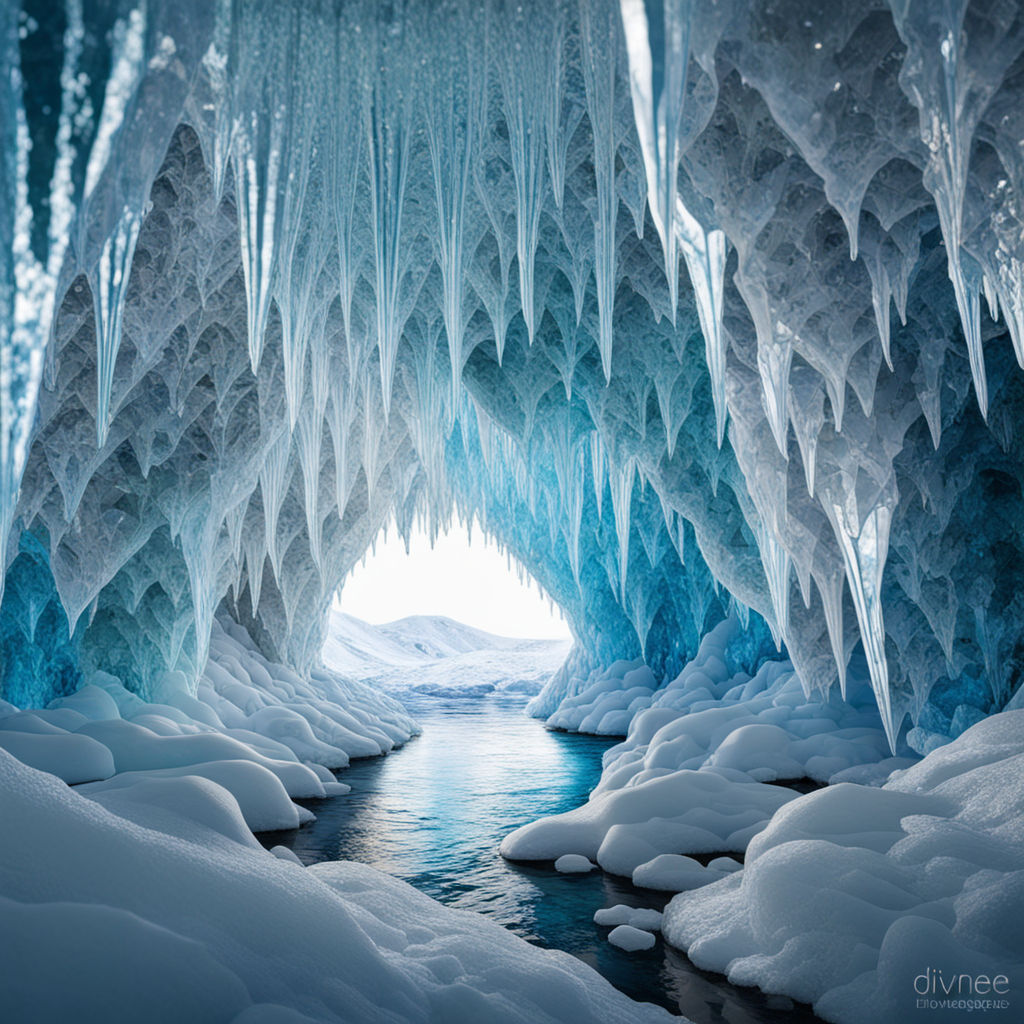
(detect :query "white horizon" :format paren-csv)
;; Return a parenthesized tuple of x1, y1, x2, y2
(335, 520, 572, 641)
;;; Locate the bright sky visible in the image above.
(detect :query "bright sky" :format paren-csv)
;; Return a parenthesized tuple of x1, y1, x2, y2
(336, 520, 571, 640)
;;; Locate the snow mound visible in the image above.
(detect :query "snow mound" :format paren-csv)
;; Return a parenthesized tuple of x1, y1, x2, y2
(594, 906, 663, 932)
(0, 615, 416, 832)
(504, 618, 909, 879)
(662, 710, 1024, 1024)
(0, 751, 677, 1024)
(554, 854, 595, 873)
(608, 926, 657, 952)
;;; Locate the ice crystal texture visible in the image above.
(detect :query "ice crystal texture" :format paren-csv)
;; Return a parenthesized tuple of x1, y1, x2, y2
(3, 0, 1024, 751)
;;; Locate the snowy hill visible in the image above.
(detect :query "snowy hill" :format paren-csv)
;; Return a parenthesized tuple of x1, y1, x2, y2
(323, 611, 571, 698)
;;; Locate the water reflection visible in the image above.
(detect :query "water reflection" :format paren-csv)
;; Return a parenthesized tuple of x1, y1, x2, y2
(263, 695, 821, 1023)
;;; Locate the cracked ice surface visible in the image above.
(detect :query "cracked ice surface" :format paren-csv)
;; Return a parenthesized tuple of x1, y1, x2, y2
(3, 0, 1024, 751)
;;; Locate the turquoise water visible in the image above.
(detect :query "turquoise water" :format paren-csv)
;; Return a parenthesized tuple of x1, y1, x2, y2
(262, 695, 821, 1023)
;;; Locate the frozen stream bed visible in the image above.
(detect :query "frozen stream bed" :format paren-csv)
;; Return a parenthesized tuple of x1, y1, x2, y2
(259, 695, 821, 1023)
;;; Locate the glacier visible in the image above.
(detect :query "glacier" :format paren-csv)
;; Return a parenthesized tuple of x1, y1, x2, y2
(3, 0, 1024, 753)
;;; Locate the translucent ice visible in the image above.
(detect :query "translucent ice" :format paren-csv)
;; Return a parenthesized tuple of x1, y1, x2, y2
(3, 0, 1024, 754)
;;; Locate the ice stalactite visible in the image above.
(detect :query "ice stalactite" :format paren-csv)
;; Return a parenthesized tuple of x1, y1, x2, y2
(3, 0, 1024, 751)
(828, 500, 896, 750)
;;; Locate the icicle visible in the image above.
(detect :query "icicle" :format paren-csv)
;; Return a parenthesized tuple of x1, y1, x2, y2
(734, 596, 750, 632)
(675, 198, 728, 445)
(424, 3, 482, 408)
(757, 525, 791, 649)
(259, 432, 291, 580)
(366, 12, 414, 421)
(828, 501, 897, 751)
(297, 364, 327, 572)
(232, 108, 283, 372)
(328, 377, 357, 519)
(543, 1, 571, 211)
(498, 8, 548, 343)
(619, 0, 692, 319)
(759, 333, 793, 456)
(949, 251, 987, 419)
(580, 0, 620, 382)
(983, 273, 1000, 322)
(92, 225, 142, 447)
(610, 457, 636, 599)
(817, 569, 848, 697)
(590, 432, 607, 518)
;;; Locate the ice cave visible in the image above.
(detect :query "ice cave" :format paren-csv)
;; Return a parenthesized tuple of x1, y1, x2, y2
(1, 0, 1023, 1021)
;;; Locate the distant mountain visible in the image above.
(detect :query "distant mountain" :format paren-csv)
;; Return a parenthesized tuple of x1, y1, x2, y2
(322, 610, 571, 698)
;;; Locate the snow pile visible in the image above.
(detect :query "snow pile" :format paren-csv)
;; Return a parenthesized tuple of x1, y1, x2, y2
(504, 618, 911, 883)
(594, 906, 663, 931)
(607, 926, 656, 953)
(662, 710, 1024, 1024)
(0, 615, 416, 831)
(0, 750, 677, 1024)
(544, 618, 904, 780)
(323, 611, 570, 698)
(554, 854, 595, 874)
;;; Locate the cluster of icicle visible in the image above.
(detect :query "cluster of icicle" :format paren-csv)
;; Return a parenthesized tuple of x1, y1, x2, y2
(2, 0, 1023, 749)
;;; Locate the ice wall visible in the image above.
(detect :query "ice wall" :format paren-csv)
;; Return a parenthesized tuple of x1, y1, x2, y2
(2, 0, 1024, 751)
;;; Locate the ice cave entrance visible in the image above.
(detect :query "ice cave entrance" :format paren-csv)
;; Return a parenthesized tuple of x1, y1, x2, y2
(324, 518, 572, 700)
(336, 519, 570, 641)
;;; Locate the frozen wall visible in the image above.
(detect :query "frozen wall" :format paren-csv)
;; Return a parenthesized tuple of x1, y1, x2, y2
(2, 0, 1024, 751)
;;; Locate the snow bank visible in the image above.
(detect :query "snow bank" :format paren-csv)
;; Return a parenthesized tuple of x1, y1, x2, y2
(504, 619, 910, 881)
(662, 711, 1024, 1024)
(501, 765, 796, 875)
(0, 751, 676, 1024)
(0, 614, 416, 832)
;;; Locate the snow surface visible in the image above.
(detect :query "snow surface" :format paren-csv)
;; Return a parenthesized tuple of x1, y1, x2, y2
(0, 616, 677, 1024)
(323, 610, 570, 698)
(0, 750, 678, 1024)
(594, 906, 663, 932)
(663, 710, 1024, 1023)
(504, 616, 910, 880)
(554, 854, 595, 874)
(0, 615, 414, 832)
(607, 926, 657, 952)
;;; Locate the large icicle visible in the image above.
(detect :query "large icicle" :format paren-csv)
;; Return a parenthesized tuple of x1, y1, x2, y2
(366, 7, 414, 419)
(619, 0, 692, 317)
(91, 207, 142, 445)
(580, 0, 621, 382)
(424, 2, 482, 407)
(498, 5, 550, 344)
(828, 500, 897, 751)
(675, 197, 728, 445)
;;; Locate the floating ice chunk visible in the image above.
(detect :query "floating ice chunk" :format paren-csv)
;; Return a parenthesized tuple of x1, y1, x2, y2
(554, 854, 595, 873)
(607, 924, 656, 951)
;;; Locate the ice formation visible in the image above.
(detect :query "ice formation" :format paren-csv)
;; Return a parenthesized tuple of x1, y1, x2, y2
(3, 0, 1024, 766)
